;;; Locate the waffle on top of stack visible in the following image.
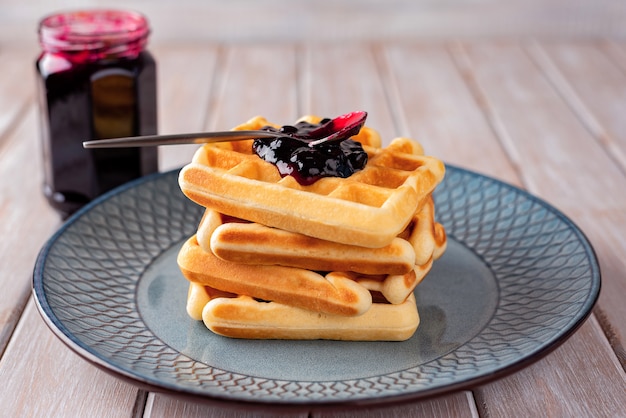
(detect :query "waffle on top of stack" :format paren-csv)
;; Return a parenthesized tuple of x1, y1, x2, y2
(177, 115, 446, 341)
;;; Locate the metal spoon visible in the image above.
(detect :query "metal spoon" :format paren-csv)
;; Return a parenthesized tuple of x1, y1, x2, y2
(82, 111, 368, 149)
(82, 130, 285, 148)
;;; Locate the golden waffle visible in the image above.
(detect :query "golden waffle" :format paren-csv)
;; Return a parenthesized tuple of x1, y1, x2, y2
(196, 196, 446, 304)
(178, 116, 445, 248)
(186, 282, 419, 341)
(199, 209, 416, 275)
(177, 236, 373, 316)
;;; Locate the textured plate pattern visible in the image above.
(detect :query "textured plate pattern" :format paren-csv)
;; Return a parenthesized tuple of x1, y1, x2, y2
(33, 167, 600, 405)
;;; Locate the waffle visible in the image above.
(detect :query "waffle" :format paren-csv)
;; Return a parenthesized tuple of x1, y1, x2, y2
(356, 197, 447, 303)
(186, 282, 420, 341)
(199, 209, 417, 275)
(178, 116, 445, 248)
(197, 196, 446, 304)
(177, 236, 373, 316)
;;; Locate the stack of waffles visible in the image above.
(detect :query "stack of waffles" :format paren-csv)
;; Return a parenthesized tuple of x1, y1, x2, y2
(177, 116, 447, 341)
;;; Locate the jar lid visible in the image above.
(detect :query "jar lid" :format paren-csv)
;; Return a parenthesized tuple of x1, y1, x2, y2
(39, 9, 150, 60)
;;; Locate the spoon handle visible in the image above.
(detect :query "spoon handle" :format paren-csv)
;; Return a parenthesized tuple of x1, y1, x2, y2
(82, 130, 282, 148)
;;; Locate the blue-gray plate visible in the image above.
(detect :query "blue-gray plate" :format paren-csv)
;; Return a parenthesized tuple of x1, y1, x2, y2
(32, 166, 600, 409)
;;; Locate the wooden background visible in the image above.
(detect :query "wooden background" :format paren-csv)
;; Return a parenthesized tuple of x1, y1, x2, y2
(1, 0, 626, 46)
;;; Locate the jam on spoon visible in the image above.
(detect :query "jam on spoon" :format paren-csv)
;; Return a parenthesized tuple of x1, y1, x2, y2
(252, 111, 369, 185)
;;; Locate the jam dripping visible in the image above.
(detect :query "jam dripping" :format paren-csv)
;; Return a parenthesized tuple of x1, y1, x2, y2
(252, 115, 368, 185)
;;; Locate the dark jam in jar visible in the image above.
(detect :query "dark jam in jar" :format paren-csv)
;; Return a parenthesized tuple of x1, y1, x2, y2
(252, 120, 368, 185)
(36, 10, 158, 218)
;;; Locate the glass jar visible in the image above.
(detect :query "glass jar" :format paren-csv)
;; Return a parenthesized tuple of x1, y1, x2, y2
(36, 9, 158, 218)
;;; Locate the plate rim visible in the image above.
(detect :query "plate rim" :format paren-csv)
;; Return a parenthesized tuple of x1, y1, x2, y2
(31, 165, 601, 409)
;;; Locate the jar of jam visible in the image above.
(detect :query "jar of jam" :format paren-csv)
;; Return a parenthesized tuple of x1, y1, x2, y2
(36, 9, 158, 218)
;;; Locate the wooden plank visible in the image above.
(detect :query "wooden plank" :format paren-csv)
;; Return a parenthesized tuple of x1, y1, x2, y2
(144, 389, 479, 417)
(456, 41, 626, 217)
(153, 43, 220, 171)
(600, 40, 626, 75)
(529, 40, 626, 171)
(381, 42, 520, 186)
(0, 46, 37, 144)
(477, 316, 626, 417)
(311, 391, 478, 418)
(0, 301, 140, 417)
(454, 41, 626, 415)
(206, 43, 300, 130)
(527, 41, 626, 364)
(0, 105, 60, 353)
(302, 43, 397, 145)
(145, 394, 309, 417)
(142, 0, 624, 42)
(3, 0, 626, 46)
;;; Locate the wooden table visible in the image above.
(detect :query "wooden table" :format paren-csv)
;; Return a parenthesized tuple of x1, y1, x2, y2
(1, 39, 625, 417)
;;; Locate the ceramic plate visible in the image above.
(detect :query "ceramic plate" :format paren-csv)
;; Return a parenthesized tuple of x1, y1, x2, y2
(33, 166, 600, 408)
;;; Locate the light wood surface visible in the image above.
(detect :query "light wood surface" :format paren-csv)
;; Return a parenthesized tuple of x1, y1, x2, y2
(2, 0, 626, 45)
(1, 7, 625, 415)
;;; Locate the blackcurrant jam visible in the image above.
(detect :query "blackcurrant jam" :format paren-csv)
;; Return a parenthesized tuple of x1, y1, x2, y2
(252, 120, 368, 185)
(36, 10, 158, 218)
